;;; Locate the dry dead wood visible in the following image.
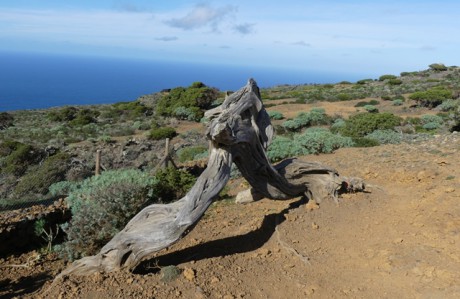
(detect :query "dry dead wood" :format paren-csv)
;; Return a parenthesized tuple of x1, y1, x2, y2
(58, 79, 363, 277)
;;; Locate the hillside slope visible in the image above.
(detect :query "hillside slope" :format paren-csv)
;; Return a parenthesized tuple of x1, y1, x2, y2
(1, 133, 459, 298)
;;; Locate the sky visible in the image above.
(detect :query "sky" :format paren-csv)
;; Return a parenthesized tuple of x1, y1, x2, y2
(0, 0, 459, 78)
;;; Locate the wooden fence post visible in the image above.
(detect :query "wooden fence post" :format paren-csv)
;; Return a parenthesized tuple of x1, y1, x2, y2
(95, 149, 101, 176)
(164, 138, 170, 168)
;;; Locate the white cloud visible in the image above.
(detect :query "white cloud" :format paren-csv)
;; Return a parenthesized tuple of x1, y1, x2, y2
(155, 36, 178, 42)
(164, 3, 237, 31)
(291, 41, 311, 47)
(233, 23, 255, 35)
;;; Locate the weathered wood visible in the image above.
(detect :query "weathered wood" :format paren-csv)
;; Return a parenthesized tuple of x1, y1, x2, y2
(58, 79, 361, 277)
(95, 150, 101, 176)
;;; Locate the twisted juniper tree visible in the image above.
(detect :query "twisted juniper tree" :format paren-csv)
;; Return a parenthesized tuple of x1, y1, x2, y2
(58, 79, 362, 277)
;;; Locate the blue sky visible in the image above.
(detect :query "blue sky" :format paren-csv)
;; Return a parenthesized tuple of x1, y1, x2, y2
(1, 0, 459, 77)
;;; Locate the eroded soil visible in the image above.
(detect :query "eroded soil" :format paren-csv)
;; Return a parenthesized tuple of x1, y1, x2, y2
(1, 132, 459, 298)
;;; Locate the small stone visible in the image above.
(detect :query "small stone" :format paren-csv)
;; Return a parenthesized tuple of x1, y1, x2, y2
(445, 187, 455, 193)
(393, 238, 403, 244)
(312, 222, 319, 229)
(211, 276, 220, 283)
(183, 268, 196, 281)
(260, 248, 271, 257)
(126, 277, 134, 284)
(305, 201, 319, 211)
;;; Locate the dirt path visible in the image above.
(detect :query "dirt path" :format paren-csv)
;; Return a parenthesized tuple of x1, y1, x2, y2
(1, 134, 459, 298)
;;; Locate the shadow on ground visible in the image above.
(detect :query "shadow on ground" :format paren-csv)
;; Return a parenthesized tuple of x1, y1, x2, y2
(0, 272, 52, 299)
(135, 197, 307, 274)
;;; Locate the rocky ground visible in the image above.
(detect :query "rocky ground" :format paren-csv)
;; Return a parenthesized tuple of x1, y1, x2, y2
(0, 132, 459, 298)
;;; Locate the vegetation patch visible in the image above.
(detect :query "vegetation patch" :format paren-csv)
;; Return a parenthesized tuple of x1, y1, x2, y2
(268, 128, 354, 161)
(54, 169, 159, 260)
(156, 82, 219, 121)
(338, 112, 402, 138)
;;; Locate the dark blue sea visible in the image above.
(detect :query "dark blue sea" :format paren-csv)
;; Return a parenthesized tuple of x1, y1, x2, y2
(0, 51, 357, 112)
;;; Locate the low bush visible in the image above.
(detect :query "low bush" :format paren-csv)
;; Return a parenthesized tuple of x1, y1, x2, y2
(176, 146, 208, 163)
(352, 137, 380, 147)
(357, 79, 374, 85)
(429, 63, 448, 71)
(379, 74, 397, 81)
(112, 101, 153, 119)
(393, 99, 404, 106)
(388, 79, 403, 85)
(56, 169, 159, 260)
(69, 109, 100, 127)
(13, 152, 70, 197)
(267, 111, 284, 120)
(354, 100, 379, 107)
(267, 128, 354, 162)
(151, 167, 196, 202)
(156, 82, 219, 121)
(282, 108, 328, 131)
(365, 130, 402, 144)
(336, 93, 353, 101)
(364, 105, 379, 113)
(437, 99, 458, 111)
(148, 127, 177, 140)
(339, 112, 402, 138)
(47, 107, 78, 122)
(0, 112, 14, 130)
(409, 87, 452, 108)
(2, 143, 42, 176)
(420, 114, 444, 131)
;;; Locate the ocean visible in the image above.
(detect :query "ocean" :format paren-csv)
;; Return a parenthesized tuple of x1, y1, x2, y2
(0, 52, 354, 112)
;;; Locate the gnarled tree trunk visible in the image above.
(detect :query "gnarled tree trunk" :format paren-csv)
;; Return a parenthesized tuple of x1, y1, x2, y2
(58, 79, 362, 277)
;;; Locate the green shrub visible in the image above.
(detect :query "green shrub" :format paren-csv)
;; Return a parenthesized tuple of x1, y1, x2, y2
(47, 107, 78, 122)
(330, 118, 346, 132)
(336, 93, 352, 101)
(429, 63, 448, 71)
(173, 106, 202, 121)
(57, 169, 159, 260)
(267, 136, 303, 162)
(393, 99, 404, 106)
(112, 101, 152, 119)
(356, 79, 374, 85)
(156, 82, 219, 120)
(420, 114, 443, 126)
(267, 128, 354, 162)
(0, 140, 23, 156)
(364, 105, 379, 113)
(0, 112, 14, 130)
(282, 108, 328, 131)
(437, 99, 458, 111)
(294, 128, 354, 155)
(365, 130, 402, 144)
(422, 122, 441, 130)
(355, 100, 379, 107)
(151, 167, 196, 202)
(409, 87, 452, 108)
(379, 74, 397, 81)
(267, 111, 284, 120)
(388, 79, 403, 85)
(419, 114, 443, 131)
(352, 137, 380, 147)
(176, 146, 208, 163)
(148, 127, 177, 140)
(355, 101, 369, 107)
(14, 152, 70, 197)
(2, 143, 41, 175)
(69, 109, 100, 127)
(339, 112, 402, 137)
